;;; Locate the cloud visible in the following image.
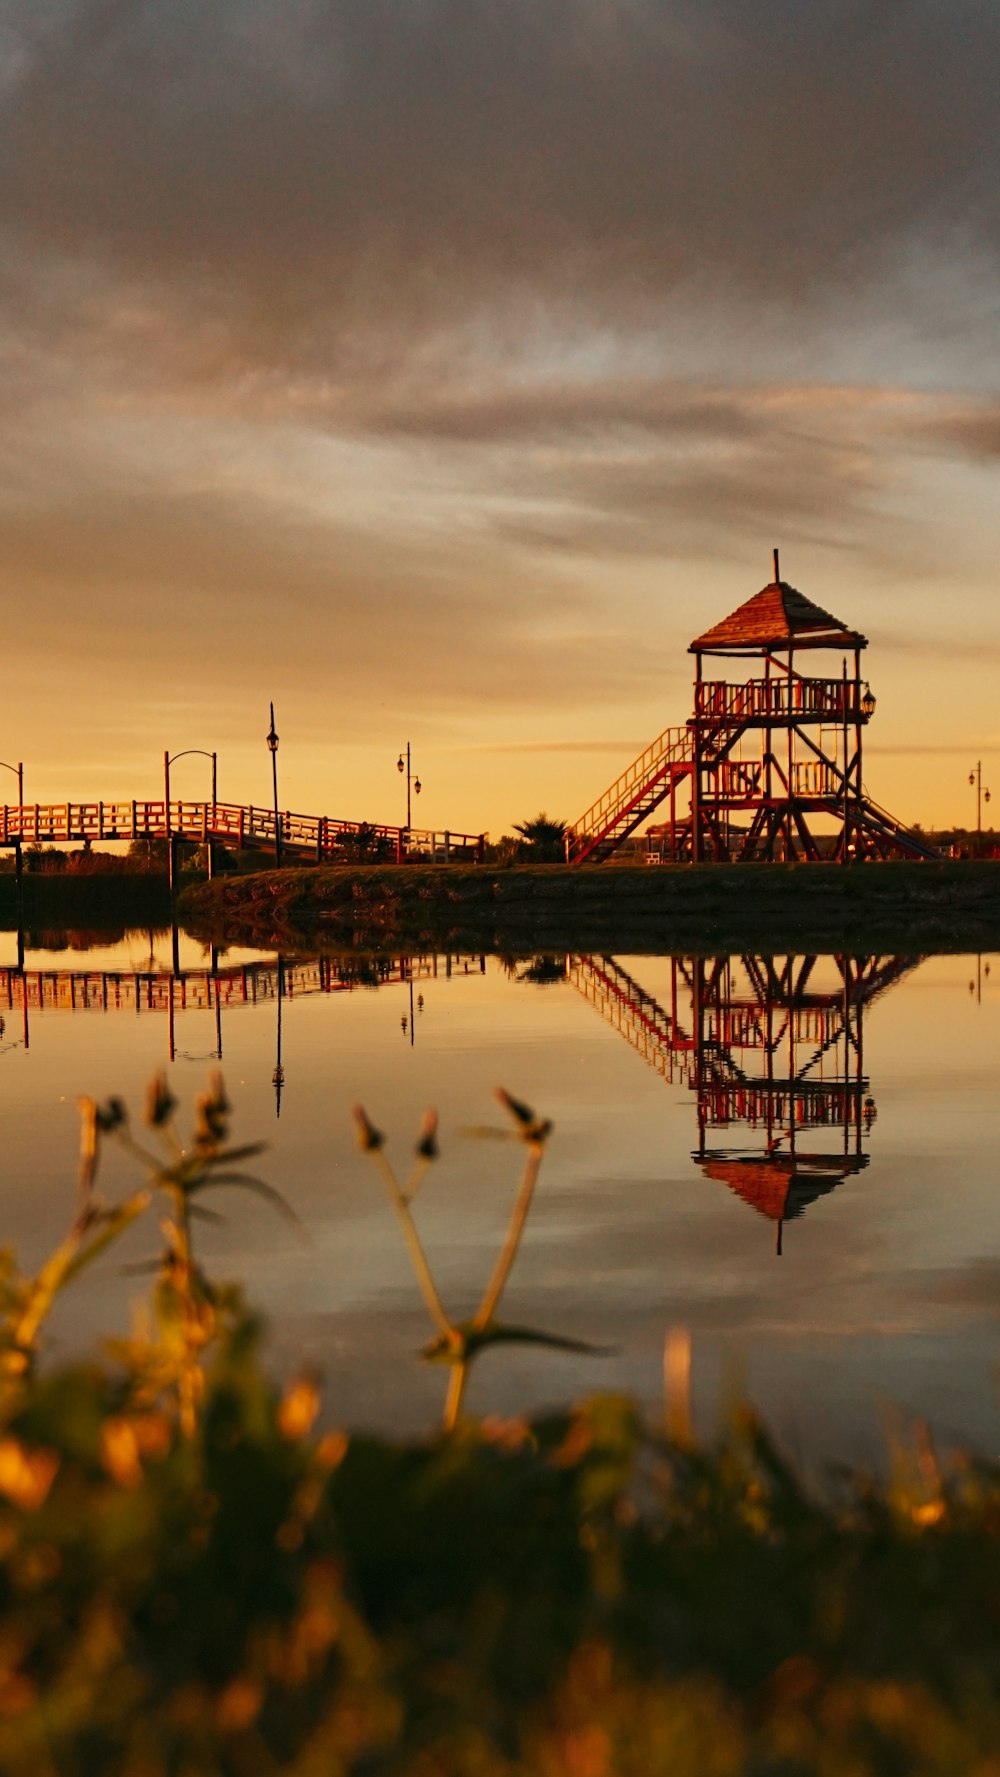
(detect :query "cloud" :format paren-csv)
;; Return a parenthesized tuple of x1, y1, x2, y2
(894, 398, 1000, 461)
(1, 0, 998, 822)
(1, 0, 998, 389)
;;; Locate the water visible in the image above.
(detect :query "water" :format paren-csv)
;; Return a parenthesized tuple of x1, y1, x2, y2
(2, 928, 998, 1467)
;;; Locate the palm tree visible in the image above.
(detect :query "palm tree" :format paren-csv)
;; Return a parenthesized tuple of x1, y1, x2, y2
(512, 813, 568, 862)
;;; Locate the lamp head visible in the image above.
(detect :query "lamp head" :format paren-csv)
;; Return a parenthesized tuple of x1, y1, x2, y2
(397, 755, 404, 773)
(414, 777, 422, 796)
(860, 683, 876, 720)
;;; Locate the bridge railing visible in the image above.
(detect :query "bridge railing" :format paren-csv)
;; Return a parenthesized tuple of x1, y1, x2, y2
(0, 800, 486, 862)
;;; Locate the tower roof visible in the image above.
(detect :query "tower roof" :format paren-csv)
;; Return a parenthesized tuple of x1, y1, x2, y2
(699, 1154, 859, 1222)
(689, 553, 867, 654)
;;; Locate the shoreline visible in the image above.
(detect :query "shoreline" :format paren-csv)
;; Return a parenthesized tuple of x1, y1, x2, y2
(175, 859, 1000, 954)
(4, 859, 1000, 955)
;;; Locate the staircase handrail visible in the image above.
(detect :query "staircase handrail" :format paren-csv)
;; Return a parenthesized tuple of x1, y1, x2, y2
(858, 790, 943, 859)
(568, 726, 692, 845)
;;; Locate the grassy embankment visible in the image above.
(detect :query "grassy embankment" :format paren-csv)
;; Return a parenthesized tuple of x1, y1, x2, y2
(178, 858, 1000, 953)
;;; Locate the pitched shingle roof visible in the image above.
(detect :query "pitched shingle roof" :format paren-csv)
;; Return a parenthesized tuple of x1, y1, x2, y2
(689, 569, 867, 654)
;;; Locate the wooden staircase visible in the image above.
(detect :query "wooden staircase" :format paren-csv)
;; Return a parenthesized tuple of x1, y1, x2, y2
(566, 726, 693, 865)
(852, 794, 942, 861)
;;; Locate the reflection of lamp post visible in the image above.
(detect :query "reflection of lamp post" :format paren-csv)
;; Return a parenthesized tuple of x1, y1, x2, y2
(0, 759, 23, 805)
(400, 974, 426, 1046)
(273, 957, 285, 1116)
(267, 704, 282, 865)
(969, 761, 991, 856)
(396, 743, 422, 834)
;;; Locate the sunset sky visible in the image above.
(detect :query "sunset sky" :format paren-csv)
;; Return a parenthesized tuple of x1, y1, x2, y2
(2, 0, 999, 840)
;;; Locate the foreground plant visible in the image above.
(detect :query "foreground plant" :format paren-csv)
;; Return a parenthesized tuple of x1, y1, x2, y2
(0, 1084, 996, 1774)
(353, 1089, 606, 1430)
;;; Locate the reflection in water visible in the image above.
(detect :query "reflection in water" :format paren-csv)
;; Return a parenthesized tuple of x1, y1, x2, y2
(690, 955, 917, 1255)
(0, 940, 486, 1074)
(0, 930, 996, 1452)
(571, 952, 920, 1255)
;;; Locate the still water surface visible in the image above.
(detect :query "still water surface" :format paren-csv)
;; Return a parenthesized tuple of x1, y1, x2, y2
(2, 929, 998, 1465)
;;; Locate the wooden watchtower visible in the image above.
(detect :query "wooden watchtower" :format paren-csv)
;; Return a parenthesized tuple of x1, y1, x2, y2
(567, 549, 938, 864)
(688, 550, 930, 862)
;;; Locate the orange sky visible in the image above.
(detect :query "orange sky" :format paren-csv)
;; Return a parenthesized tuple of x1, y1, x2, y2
(2, 2, 999, 840)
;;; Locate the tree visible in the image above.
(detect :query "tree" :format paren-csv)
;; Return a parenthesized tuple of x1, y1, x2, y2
(512, 813, 568, 863)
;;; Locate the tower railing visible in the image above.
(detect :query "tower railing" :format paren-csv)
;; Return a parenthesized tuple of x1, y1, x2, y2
(694, 678, 867, 723)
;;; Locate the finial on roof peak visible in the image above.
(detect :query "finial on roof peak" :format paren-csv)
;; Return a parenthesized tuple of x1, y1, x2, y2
(772, 546, 780, 584)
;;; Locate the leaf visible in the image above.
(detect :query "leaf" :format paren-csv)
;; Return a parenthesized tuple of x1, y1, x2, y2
(59, 1194, 153, 1289)
(209, 1142, 267, 1167)
(190, 1173, 305, 1234)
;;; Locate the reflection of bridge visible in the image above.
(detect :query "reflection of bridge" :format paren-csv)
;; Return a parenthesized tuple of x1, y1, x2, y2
(0, 951, 486, 1070)
(0, 800, 484, 867)
(569, 949, 920, 1253)
(0, 952, 485, 1015)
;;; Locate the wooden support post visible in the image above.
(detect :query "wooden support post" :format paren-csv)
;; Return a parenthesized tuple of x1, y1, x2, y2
(691, 659, 702, 864)
(14, 843, 23, 965)
(841, 657, 849, 865)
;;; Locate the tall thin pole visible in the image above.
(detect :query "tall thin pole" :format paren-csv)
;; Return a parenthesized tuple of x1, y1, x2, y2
(163, 750, 171, 841)
(842, 658, 849, 865)
(406, 740, 412, 830)
(268, 704, 281, 865)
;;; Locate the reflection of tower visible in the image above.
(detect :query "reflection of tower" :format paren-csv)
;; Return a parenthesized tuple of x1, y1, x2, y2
(690, 954, 916, 1254)
(272, 957, 285, 1117)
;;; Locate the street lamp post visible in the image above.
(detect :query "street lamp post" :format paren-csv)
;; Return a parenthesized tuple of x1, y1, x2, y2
(396, 743, 422, 842)
(164, 749, 218, 888)
(267, 703, 282, 866)
(0, 760, 23, 807)
(969, 761, 991, 857)
(1, 759, 25, 923)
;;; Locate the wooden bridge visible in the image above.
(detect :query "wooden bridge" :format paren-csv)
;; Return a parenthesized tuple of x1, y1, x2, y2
(0, 798, 485, 874)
